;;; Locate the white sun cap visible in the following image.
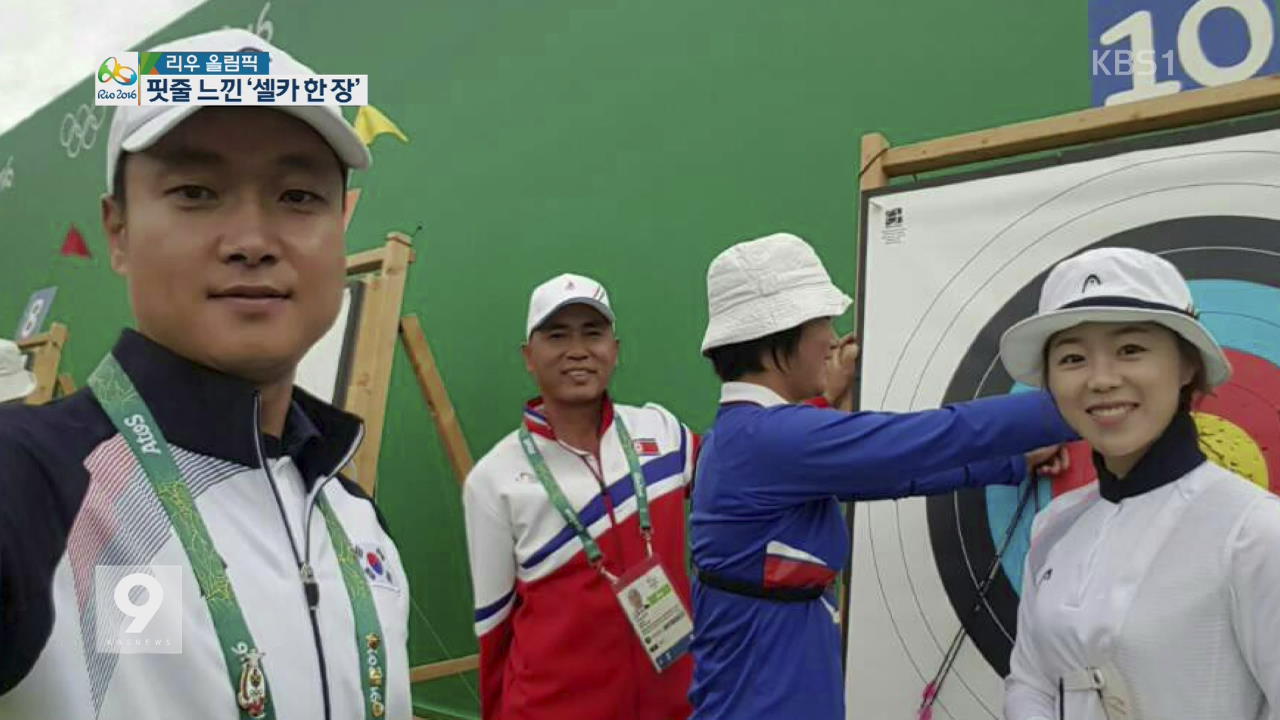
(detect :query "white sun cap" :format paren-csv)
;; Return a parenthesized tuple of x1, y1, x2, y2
(701, 232, 851, 353)
(998, 246, 1231, 388)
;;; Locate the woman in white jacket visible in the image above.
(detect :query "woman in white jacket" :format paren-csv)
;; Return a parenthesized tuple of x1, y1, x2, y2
(1000, 247, 1280, 720)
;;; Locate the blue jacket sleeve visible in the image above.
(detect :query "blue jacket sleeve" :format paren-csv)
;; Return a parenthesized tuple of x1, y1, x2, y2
(744, 390, 1073, 504)
(885, 454, 1028, 501)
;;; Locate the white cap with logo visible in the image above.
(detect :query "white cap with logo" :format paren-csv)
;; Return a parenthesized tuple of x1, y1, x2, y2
(701, 232, 851, 353)
(999, 246, 1232, 388)
(105, 28, 371, 192)
(0, 339, 36, 403)
(525, 273, 615, 339)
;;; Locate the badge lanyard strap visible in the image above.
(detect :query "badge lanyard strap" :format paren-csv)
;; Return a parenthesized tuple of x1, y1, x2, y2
(518, 414, 652, 582)
(88, 353, 388, 720)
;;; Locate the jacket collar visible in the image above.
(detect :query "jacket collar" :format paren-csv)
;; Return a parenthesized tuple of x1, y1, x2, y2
(719, 381, 790, 408)
(522, 393, 615, 441)
(1094, 411, 1205, 503)
(109, 329, 363, 484)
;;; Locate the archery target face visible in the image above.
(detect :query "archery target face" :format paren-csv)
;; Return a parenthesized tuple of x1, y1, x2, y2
(846, 125, 1280, 720)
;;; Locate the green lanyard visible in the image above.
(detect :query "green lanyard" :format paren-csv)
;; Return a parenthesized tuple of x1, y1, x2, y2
(88, 353, 389, 720)
(518, 414, 652, 580)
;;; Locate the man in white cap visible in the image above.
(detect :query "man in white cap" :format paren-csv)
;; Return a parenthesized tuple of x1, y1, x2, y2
(0, 340, 36, 405)
(0, 29, 410, 720)
(462, 273, 702, 720)
(689, 232, 1075, 720)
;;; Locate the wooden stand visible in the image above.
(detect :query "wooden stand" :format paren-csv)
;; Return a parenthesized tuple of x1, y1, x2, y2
(399, 313, 480, 690)
(341, 233, 416, 496)
(399, 315, 474, 485)
(17, 323, 72, 405)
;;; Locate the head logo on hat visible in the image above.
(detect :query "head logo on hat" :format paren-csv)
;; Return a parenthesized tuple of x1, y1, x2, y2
(1081, 274, 1102, 293)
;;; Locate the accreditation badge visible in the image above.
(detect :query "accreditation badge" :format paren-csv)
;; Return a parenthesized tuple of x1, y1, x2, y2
(612, 554, 693, 673)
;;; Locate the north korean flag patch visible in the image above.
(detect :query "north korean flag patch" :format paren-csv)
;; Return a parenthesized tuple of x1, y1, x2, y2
(632, 438, 661, 456)
(355, 543, 400, 594)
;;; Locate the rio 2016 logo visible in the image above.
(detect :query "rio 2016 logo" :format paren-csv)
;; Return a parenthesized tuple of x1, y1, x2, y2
(97, 57, 137, 86)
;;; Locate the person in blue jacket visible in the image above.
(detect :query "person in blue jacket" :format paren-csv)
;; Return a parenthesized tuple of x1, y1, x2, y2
(689, 232, 1076, 720)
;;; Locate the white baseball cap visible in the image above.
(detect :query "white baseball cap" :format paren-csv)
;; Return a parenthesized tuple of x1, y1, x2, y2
(999, 247, 1231, 388)
(0, 339, 36, 403)
(525, 273, 615, 339)
(105, 28, 370, 193)
(701, 232, 851, 353)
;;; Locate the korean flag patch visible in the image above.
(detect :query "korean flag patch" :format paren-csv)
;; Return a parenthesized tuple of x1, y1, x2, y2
(355, 543, 400, 594)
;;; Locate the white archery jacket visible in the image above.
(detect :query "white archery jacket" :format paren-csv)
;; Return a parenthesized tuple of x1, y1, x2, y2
(0, 331, 412, 720)
(1005, 415, 1280, 720)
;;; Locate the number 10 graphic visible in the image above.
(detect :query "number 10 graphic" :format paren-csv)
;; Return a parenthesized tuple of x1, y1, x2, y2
(1090, 0, 1280, 107)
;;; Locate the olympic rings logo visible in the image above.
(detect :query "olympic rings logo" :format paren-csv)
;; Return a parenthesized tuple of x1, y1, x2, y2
(60, 105, 106, 159)
(97, 56, 137, 86)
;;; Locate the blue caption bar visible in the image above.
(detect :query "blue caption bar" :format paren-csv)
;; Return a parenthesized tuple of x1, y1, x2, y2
(142, 51, 272, 76)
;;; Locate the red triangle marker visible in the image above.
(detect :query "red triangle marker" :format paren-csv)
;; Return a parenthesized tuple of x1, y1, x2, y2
(61, 225, 91, 258)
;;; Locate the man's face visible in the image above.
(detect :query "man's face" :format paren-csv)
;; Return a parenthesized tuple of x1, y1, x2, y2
(102, 108, 347, 383)
(521, 304, 619, 405)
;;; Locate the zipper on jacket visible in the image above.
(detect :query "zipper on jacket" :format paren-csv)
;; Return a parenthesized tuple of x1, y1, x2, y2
(253, 393, 332, 720)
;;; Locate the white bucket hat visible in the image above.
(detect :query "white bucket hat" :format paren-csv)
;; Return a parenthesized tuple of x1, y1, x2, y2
(999, 247, 1231, 388)
(0, 339, 36, 403)
(525, 273, 615, 339)
(701, 232, 851, 353)
(105, 28, 371, 193)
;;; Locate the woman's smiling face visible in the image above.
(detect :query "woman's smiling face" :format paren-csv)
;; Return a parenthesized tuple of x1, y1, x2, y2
(1045, 322, 1197, 477)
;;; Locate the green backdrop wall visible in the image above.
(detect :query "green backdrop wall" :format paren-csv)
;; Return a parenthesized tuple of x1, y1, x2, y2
(0, 2, 1088, 716)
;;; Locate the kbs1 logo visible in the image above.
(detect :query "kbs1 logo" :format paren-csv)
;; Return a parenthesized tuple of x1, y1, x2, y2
(95, 53, 140, 104)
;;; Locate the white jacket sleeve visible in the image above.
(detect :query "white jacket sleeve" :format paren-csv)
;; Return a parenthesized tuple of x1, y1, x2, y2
(461, 470, 518, 720)
(1004, 548, 1057, 720)
(1228, 493, 1280, 711)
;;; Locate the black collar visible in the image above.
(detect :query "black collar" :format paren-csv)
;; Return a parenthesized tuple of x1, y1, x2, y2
(108, 329, 363, 485)
(1094, 412, 1205, 503)
(261, 401, 324, 462)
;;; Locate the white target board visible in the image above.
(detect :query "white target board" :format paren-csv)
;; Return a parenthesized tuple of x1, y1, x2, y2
(845, 119, 1280, 719)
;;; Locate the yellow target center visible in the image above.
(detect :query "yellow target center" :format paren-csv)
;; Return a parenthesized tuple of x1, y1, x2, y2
(1193, 412, 1269, 490)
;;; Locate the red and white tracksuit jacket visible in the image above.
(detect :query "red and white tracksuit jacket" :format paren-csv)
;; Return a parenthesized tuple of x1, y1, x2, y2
(462, 397, 697, 720)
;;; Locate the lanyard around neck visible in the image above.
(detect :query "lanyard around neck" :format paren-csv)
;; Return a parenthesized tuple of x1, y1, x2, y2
(88, 353, 389, 720)
(518, 413, 652, 580)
